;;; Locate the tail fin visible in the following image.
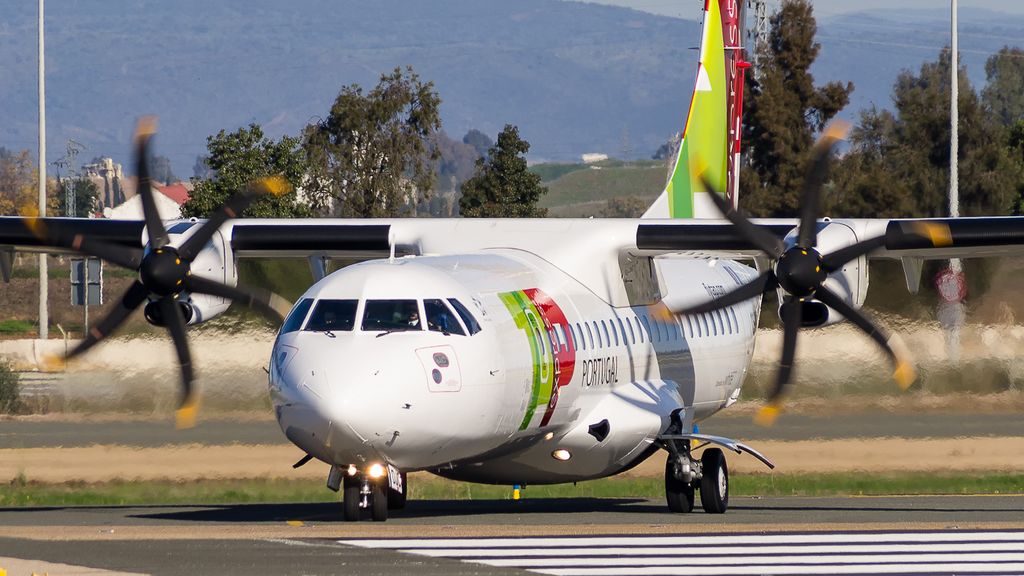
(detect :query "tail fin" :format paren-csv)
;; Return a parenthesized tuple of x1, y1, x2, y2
(643, 0, 747, 219)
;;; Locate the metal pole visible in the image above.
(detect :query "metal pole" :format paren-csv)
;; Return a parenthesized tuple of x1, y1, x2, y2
(38, 0, 48, 341)
(949, 0, 960, 235)
(83, 259, 89, 333)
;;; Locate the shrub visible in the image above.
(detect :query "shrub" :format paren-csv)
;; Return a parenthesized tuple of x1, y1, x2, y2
(0, 359, 20, 414)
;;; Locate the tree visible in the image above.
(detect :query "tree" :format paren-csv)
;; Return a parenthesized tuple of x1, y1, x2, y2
(304, 66, 442, 217)
(601, 196, 650, 218)
(433, 131, 480, 193)
(151, 155, 177, 184)
(462, 129, 493, 158)
(181, 124, 319, 218)
(982, 46, 1024, 125)
(57, 177, 99, 217)
(193, 155, 214, 180)
(459, 124, 547, 218)
(0, 149, 38, 216)
(740, 0, 853, 217)
(832, 48, 1020, 218)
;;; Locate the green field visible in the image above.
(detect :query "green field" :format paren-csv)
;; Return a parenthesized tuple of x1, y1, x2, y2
(3, 473, 1022, 508)
(535, 159, 665, 217)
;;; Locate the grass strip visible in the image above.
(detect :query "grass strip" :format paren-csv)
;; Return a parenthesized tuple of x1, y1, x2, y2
(3, 473, 1023, 507)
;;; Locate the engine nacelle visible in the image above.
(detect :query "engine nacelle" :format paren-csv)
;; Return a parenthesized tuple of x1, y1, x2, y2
(777, 220, 869, 328)
(142, 220, 237, 327)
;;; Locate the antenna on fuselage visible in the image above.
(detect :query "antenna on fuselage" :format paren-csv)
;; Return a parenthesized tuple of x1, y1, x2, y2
(388, 229, 396, 263)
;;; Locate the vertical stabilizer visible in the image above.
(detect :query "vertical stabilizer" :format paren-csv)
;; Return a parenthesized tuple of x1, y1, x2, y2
(643, 0, 747, 219)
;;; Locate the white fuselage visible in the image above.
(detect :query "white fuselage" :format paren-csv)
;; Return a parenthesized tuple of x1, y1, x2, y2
(269, 250, 759, 485)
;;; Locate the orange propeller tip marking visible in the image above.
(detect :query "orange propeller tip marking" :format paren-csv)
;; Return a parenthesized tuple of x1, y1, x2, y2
(175, 400, 200, 430)
(912, 222, 953, 247)
(259, 175, 292, 197)
(753, 403, 782, 427)
(134, 115, 159, 139)
(823, 120, 852, 142)
(40, 354, 64, 372)
(893, 361, 917, 391)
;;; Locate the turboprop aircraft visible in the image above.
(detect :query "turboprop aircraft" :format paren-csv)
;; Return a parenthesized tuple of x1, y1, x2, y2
(3, 0, 1024, 521)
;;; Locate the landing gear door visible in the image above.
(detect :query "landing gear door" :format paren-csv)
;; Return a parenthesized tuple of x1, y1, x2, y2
(416, 345, 462, 392)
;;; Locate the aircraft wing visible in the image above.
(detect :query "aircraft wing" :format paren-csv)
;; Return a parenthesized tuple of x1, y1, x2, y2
(4, 215, 1024, 265)
(634, 217, 1024, 260)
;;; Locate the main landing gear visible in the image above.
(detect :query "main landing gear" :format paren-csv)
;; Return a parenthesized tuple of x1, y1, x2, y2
(338, 464, 407, 522)
(657, 421, 774, 515)
(663, 441, 729, 513)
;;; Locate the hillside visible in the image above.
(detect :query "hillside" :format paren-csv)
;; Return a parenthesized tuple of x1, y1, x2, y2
(1, 2, 1022, 174)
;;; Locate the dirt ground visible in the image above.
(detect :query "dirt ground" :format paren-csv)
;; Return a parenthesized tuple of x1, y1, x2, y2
(4, 437, 1024, 484)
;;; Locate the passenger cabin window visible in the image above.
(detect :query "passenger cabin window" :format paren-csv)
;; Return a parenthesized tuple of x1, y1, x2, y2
(424, 299, 465, 335)
(305, 299, 358, 332)
(281, 298, 313, 334)
(362, 299, 421, 331)
(447, 299, 482, 335)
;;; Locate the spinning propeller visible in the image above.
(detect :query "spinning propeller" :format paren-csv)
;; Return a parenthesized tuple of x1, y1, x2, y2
(30, 117, 292, 428)
(681, 122, 928, 426)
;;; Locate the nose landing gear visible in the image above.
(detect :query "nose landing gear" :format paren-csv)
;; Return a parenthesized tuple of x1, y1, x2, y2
(341, 464, 406, 522)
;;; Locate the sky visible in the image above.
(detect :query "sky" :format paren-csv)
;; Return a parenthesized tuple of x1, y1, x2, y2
(575, 0, 1024, 19)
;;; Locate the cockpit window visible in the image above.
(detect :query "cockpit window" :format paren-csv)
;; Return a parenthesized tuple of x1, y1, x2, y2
(362, 299, 422, 331)
(447, 298, 482, 335)
(424, 299, 466, 335)
(280, 298, 313, 334)
(304, 299, 358, 332)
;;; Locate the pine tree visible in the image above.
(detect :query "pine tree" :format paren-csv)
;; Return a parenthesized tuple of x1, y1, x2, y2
(740, 0, 853, 217)
(459, 125, 547, 218)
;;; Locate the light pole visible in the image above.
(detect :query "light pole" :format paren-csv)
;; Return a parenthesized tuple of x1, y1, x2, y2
(38, 0, 48, 341)
(937, 0, 965, 364)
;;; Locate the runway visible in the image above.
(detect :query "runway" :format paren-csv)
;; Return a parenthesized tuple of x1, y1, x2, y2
(1, 496, 1023, 576)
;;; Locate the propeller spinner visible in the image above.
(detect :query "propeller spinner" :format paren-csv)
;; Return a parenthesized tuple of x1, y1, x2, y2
(30, 117, 292, 428)
(679, 122, 921, 426)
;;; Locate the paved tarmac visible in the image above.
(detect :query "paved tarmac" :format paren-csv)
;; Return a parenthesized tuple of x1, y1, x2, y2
(3, 412, 1022, 448)
(1, 496, 1023, 576)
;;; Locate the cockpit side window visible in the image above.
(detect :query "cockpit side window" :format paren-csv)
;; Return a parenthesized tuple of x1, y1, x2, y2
(447, 298, 482, 335)
(280, 298, 313, 334)
(304, 299, 358, 332)
(425, 299, 466, 335)
(362, 299, 422, 331)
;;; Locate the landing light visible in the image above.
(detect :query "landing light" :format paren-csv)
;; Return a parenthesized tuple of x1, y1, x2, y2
(367, 463, 387, 479)
(551, 449, 572, 462)
(346, 464, 358, 477)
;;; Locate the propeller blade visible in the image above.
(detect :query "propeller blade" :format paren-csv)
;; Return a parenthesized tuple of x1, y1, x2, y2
(184, 275, 292, 323)
(158, 296, 198, 429)
(674, 271, 776, 316)
(699, 174, 785, 258)
(820, 235, 886, 273)
(755, 297, 802, 427)
(68, 236, 144, 271)
(177, 176, 292, 261)
(134, 116, 170, 250)
(54, 281, 150, 366)
(813, 286, 916, 390)
(796, 121, 850, 249)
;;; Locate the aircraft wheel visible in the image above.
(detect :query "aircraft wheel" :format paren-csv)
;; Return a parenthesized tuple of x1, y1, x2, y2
(342, 475, 361, 521)
(700, 448, 729, 514)
(664, 456, 694, 513)
(388, 472, 408, 510)
(370, 480, 389, 522)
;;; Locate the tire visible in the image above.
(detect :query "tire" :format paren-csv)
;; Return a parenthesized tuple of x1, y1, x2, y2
(700, 448, 729, 514)
(664, 456, 694, 513)
(343, 475, 361, 522)
(370, 481, 389, 522)
(388, 472, 408, 510)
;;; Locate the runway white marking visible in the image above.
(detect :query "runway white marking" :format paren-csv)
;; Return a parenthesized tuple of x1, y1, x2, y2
(340, 530, 1024, 575)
